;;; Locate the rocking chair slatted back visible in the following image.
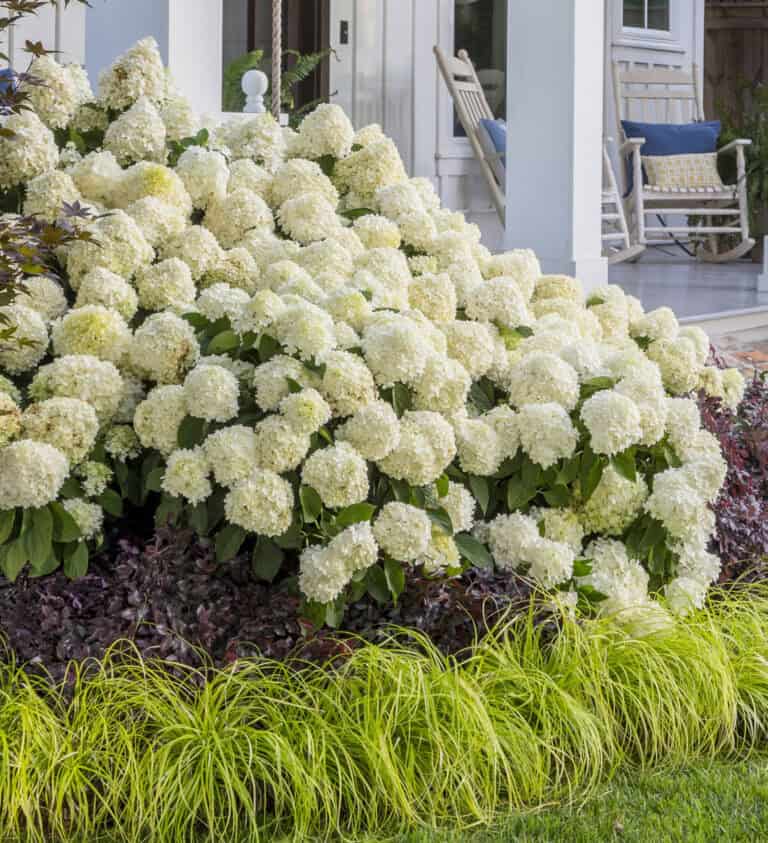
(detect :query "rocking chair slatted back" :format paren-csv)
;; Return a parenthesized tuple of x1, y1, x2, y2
(434, 45, 505, 223)
(612, 62, 705, 139)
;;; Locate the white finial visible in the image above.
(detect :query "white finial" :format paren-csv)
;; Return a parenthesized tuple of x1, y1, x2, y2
(242, 69, 269, 114)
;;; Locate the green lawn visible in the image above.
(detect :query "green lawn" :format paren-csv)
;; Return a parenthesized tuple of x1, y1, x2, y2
(396, 759, 768, 843)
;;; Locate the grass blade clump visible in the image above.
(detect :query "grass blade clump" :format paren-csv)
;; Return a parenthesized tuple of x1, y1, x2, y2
(3, 588, 768, 840)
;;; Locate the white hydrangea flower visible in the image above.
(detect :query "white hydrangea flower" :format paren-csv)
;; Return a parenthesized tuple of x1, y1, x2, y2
(23, 170, 82, 222)
(98, 36, 166, 111)
(335, 401, 400, 461)
(196, 284, 250, 326)
(183, 365, 239, 423)
(674, 538, 721, 585)
(115, 162, 192, 214)
(483, 405, 520, 460)
(630, 306, 679, 343)
(665, 576, 708, 616)
(664, 397, 702, 454)
(413, 355, 471, 415)
(646, 337, 701, 395)
(279, 388, 332, 435)
(590, 302, 629, 341)
(362, 316, 431, 387)
(325, 290, 372, 333)
(129, 312, 199, 384)
(0, 440, 69, 510)
(136, 258, 196, 313)
(455, 418, 502, 476)
(277, 192, 342, 244)
(507, 352, 579, 411)
(722, 368, 746, 411)
(75, 269, 138, 322)
(13, 277, 67, 324)
(517, 403, 578, 468)
(487, 513, 540, 571)
(335, 138, 408, 203)
(465, 277, 533, 327)
(69, 150, 123, 205)
(320, 350, 377, 417)
(253, 415, 310, 474)
(290, 103, 355, 160)
(532, 274, 584, 304)
(0, 305, 49, 375)
(200, 427, 256, 489)
(175, 146, 230, 210)
(302, 442, 369, 509)
(269, 158, 339, 208)
(76, 460, 113, 498)
(441, 321, 495, 380)
(237, 289, 286, 335)
(225, 470, 294, 537)
(66, 210, 154, 288)
(0, 393, 21, 447)
(162, 447, 212, 504)
(228, 159, 273, 197)
(678, 325, 710, 366)
(373, 502, 431, 562)
(133, 384, 187, 455)
(103, 425, 142, 461)
(397, 210, 438, 252)
(353, 214, 401, 250)
(437, 481, 476, 534)
(531, 507, 584, 552)
(408, 272, 456, 323)
(580, 390, 643, 457)
(161, 88, 198, 141)
(526, 539, 575, 588)
(378, 410, 456, 486)
(273, 299, 336, 362)
(162, 225, 223, 280)
(252, 355, 317, 411)
(22, 397, 98, 465)
(203, 248, 260, 295)
(419, 527, 461, 574)
(104, 97, 167, 165)
(614, 369, 668, 447)
(0, 111, 58, 190)
(30, 355, 124, 423)
(52, 305, 132, 365)
(23, 55, 88, 128)
(579, 538, 650, 616)
(299, 522, 378, 603)
(534, 299, 603, 342)
(579, 466, 648, 536)
(204, 188, 273, 248)
(63, 498, 104, 541)
(217, 113, 286, 169)
(645, 468, 708, 541)
(482, 249, 540, 301)
(677, 430, 727, 503)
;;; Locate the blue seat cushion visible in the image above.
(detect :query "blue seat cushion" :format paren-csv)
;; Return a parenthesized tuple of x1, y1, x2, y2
(620, 120, 721, 193)
(479, 117, 506, 165)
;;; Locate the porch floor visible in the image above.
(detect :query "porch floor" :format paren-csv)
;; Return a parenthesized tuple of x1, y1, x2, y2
(609, 254, 768, 320)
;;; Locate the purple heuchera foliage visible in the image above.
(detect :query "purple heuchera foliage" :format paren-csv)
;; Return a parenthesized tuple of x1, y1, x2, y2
(700, 374, 768, 578)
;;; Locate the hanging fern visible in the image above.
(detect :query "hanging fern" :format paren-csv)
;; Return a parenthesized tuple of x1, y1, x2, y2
(280, 48, 334, 113)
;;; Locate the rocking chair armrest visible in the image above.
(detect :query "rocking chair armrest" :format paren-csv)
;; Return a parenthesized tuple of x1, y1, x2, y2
(618, 137, 645, 156)
(718, 139, 752, 156)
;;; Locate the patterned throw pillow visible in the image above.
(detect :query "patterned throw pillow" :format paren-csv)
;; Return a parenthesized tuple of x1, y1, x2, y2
(641, 153, 723, 190)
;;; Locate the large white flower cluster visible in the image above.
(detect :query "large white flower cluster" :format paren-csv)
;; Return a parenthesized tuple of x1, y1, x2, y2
(0, 38, 742, 619)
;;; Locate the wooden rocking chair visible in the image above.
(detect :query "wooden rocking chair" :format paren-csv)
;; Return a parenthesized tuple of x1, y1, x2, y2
(434, 46, 642, 263)
(612, 62, 754, 262)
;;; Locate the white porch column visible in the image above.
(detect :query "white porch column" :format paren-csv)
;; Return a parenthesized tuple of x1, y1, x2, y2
(504, 0, 607, 290)
(86, 0, 223, 115)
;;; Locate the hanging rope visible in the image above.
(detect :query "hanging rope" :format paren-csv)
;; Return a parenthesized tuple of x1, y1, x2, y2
(271, 0, 282, 121)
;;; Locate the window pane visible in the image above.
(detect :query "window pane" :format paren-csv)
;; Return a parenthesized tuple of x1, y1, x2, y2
(647, 0, 670, 31)
(623, 0, 645, 28)
(453, 0, 507, 136)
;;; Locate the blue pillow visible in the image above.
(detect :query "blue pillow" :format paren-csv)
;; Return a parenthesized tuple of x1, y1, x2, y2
(479, 118, 506, 165)
(620, 120, 721, 192)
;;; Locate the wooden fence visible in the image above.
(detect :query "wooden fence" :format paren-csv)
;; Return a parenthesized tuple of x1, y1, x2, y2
(705, 0, 768, 121)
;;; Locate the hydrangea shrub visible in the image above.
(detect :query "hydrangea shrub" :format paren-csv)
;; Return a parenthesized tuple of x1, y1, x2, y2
(0, 38, 747, 626)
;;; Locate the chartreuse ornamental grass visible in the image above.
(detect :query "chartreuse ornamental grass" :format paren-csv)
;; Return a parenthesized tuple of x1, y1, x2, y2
(1, 587, 768, 841)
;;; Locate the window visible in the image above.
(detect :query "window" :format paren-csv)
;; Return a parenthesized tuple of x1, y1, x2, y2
(453, 0, 507, 136)
(623, 0, 670, 32)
